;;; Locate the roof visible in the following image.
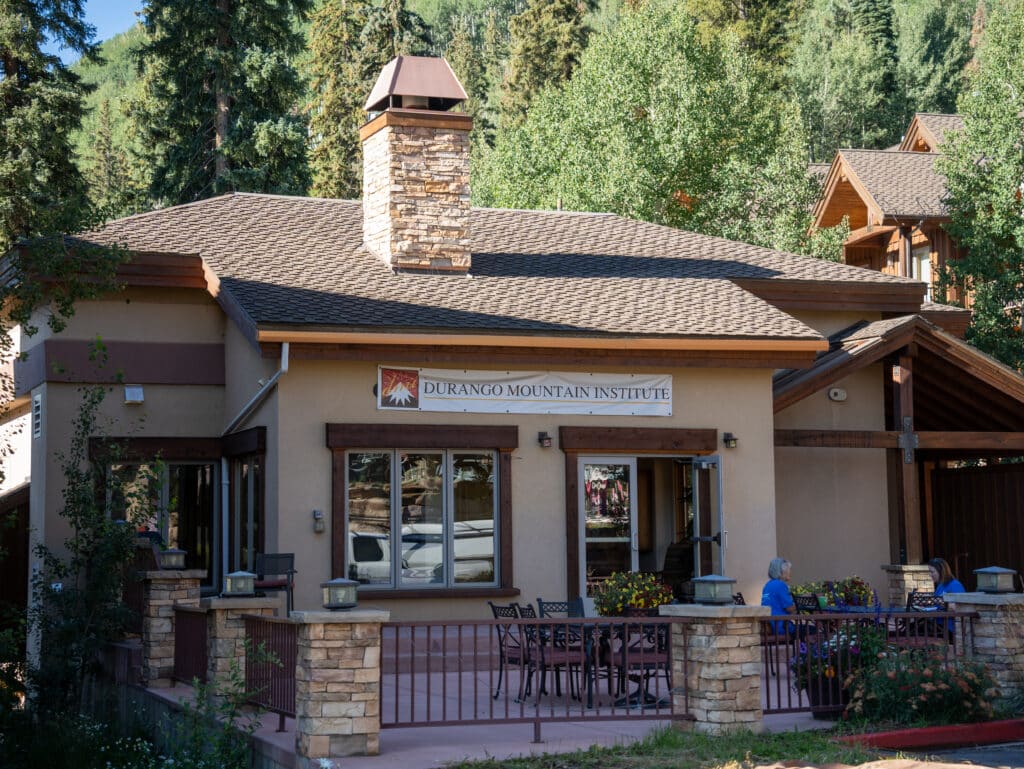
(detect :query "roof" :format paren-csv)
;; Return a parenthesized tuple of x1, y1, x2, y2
(839, 150, 947, 219)
(899, 113, 964, 152)
(80, 193, 923, 345)
(808, 163, 831, 184)
(774, 316, 1024, 430)
(364, 56, 467, 112)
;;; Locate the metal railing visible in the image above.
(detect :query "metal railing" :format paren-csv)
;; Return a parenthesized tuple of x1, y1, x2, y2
(244, 614, 298, 731)
(173, 606, 208, 684)
(381, 617, 690, 742)
(761, 609, 978, 716)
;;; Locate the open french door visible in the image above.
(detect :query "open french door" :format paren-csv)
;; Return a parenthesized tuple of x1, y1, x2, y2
(578, 457, 638, 596)
(692, 456, 725, 576)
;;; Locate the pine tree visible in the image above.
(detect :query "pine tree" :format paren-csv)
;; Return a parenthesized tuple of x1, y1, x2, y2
(500, 0, 596, 126)
(445, 17, 493, 146)
(938, 0, 1024, 370)
(1, 0, 95, 253)
(895, 0, 973, 121)
(86, 99, 138, 217)
(358, 0, 433, 82)
(133, 0, 312, 205)
(307, 0, 372, 199)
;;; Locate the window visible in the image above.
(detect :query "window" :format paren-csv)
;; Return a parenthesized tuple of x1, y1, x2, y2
(106, 461, 219, 588)
(346, 449, 498, 589)
(31, 394, 41, 439)
(912, 245, 932, 300)
(229, 455, 263, 573)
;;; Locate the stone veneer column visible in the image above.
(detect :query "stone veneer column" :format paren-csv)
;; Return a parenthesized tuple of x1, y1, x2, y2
(201, 596, 280, 689)
(881, 564, 934, 608)
(660, 603, 768, 734)
(140, 569, 204, 687)
(292, 609, 390, 766)
(945, 592, 1024, 705)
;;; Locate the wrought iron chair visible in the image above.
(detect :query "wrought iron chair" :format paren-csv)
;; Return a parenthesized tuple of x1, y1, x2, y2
(895, 590, 949, 644)
(732, 592, 746, 605)
(254, 553, 297, 614)
(519, 602, 583, 700)
(488, 601, 535, 701)
(611, 607, 672, 706)
(794, 593, 820, 614)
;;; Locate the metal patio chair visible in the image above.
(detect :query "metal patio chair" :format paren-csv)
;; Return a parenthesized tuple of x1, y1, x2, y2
(489, 601, 536, 701)
(254, 553, 297, 614)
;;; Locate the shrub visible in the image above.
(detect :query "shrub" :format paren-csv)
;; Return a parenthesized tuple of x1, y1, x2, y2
(791, 576, 876, 607)
(846, 648, 998, 725)
(790, 623, 888, 693)
(593, 572, 673, 617)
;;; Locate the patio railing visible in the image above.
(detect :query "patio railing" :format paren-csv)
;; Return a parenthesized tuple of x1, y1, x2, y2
(244, 614, 298, 731)
(381, 616, 690, 742)
(761, 608, 978, 716)
(173, 606, 208, 684)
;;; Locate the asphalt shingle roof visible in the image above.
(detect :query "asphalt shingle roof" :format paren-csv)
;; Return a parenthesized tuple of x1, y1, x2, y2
(915, 113, 964, 146)
(840, 150, 947, 219)
(83, 194, 920, 341)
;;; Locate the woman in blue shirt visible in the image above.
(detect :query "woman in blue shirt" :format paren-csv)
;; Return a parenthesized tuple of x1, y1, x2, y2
(928, 557, 965, 596)
(761, 557, 796, 636)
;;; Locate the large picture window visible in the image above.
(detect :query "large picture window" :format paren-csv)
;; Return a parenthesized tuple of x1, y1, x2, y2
(346, 449, 498, 589)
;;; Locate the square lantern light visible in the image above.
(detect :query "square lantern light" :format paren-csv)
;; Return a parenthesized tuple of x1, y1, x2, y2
(692, 574, 737, 605)
(159, 548, 186, 570)
(974, 566, 1018, 594)
(223, 570, 256, 597)
(322, 577, 359, 611)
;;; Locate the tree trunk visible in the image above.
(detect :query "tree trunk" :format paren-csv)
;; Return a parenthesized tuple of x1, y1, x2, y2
(215, 0, 231, 180)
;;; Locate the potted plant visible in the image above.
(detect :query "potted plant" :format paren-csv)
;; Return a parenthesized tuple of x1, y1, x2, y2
(593, 571, 673, 617)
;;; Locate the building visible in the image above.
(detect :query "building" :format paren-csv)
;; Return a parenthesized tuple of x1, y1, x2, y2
(14, 63, 1024, 619)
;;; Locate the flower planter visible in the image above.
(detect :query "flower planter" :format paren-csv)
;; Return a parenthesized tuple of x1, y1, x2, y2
(835, 717, 1024, 750)
(805, 676, 848, 719)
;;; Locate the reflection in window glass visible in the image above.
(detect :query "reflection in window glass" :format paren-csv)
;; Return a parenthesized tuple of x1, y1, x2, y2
(347, 453, 392, 585)
(452, 453, 495, 584)
(583, 463, 631, 538)
(400, 453, 444, 585)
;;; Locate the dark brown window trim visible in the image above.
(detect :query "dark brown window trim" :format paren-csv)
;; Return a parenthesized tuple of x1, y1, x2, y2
(326, 423, 518, 450)
(354, 587, 521, 600)
(559, 425, 717, 599)
(89, 436, 223, 463)
(223, 427, 266, 457)
(329, 425, 516, 592)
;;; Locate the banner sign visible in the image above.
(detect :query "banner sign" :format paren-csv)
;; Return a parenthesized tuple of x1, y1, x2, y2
(378, 367, 672, 416)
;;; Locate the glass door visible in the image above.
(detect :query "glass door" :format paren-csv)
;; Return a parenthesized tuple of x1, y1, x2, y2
(692, 456, 724, 575)
(579, 457, 638, 596)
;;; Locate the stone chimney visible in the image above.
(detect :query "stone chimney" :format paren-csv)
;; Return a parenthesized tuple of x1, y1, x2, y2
(360, 56, 472, 272)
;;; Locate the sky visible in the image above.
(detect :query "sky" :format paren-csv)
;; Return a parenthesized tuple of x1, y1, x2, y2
(47, 0, 144, 63)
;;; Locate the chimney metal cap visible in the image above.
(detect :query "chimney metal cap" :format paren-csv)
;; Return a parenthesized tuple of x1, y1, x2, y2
(364, 56, 468, 113)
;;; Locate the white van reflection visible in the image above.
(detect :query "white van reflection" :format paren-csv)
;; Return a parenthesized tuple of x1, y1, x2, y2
(348, 521, 494, 586)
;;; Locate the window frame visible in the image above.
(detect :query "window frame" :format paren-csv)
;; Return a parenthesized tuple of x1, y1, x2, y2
(328, 423, 518, 598)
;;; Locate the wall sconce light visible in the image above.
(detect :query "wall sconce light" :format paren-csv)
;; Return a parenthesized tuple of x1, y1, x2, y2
(222, 570, 256, 597)
(322, 577, 359, 611)
(537, 431, 552, 448)
(722, 432, 738, 449)
(124, 385, 144, 405)
(312, 509, 325, 533)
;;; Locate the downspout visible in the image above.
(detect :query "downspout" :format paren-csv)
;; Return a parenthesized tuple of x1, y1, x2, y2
(221, 342, 290, 576)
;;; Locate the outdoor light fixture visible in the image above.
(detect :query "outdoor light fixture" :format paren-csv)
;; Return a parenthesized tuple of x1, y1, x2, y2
(537, 431, 553, 448)
(159, 548, 186, 570)
(692, 574, 737, 605)
(322, 577, 359, 611)
(222, 570, 256, 597)
(124, 385, 145, 405)
(974, 565, 1018, 593)
(722, 432, 738, 449)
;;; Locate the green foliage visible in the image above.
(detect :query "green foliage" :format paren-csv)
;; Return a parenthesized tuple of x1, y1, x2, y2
(476, 0, 820, 254)
(846, 648, 998, 725)
(445, 16, 494, 146)
(938, 0, 1024, 371)
(791, 575, 877, 607)
(0, 713, 159, 769)
(592, 571, 672, 616)
(0, 0, 97, 254)
(500, 0, 595, 126)
(132, 0, 312, 204)
(789, 623, 888, 693)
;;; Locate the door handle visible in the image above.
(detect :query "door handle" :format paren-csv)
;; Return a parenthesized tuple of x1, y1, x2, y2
(631, 532, 638, 550)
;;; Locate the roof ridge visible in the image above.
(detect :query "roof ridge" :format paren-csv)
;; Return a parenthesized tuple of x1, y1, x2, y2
(229, 191, 361, 204)
(840, 148, 936, 157)
(92, 193, 237, 228)
(472, 206, 616, 218)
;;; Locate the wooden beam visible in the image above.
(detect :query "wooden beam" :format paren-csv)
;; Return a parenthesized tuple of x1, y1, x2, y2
(917, 432, 1024, 450)
(893, 355, 923, 563)
(774, 429, 900, 448)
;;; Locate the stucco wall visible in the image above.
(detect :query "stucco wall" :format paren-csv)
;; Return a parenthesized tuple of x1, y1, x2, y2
(271, 360, 778, 619)
(774, 364, 890, 595)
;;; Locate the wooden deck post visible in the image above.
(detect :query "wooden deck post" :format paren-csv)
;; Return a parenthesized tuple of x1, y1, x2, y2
(890, 353, 923, 563)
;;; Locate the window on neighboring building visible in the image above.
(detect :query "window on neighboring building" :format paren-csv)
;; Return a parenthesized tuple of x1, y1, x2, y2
(912, 245, 932, 300)
(346, 450, 497, 589)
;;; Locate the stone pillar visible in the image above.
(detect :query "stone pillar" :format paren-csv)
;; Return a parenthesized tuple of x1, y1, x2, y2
(881, 564, 933, 608)
(201, 596, 280, 689)
(292, 609, 389, 766)
(660, 604, 768, 734)
(944, 592, 1024, 705)
(140, 569, 204, 687)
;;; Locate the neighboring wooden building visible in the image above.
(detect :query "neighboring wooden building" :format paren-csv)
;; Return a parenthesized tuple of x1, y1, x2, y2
(812, 114, 966, 305)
